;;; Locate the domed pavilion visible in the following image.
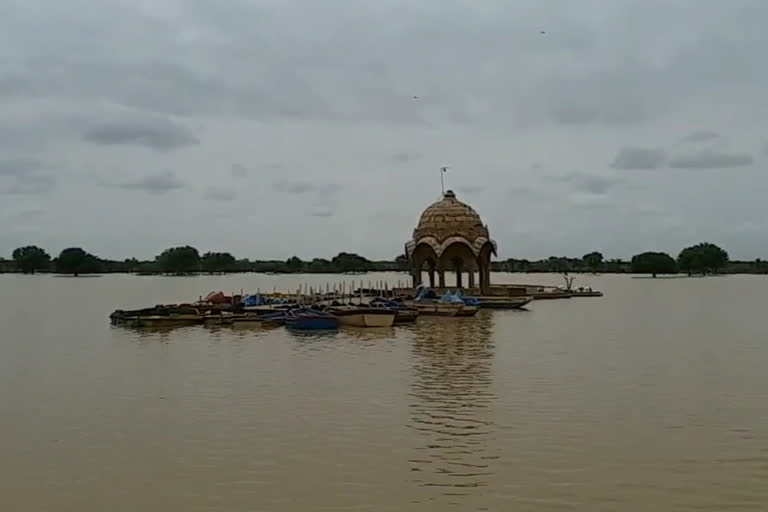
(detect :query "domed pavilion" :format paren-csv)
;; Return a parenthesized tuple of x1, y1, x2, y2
(405, 190, 497, 294)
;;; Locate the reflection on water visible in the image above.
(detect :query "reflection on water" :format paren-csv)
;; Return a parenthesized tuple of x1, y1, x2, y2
(408, 312, 498, 502)
(111, 323, 285, 345)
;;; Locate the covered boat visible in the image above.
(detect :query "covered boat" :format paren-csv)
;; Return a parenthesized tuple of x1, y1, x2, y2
(285, 308, 339, 330)
(408, 287, 478, 317)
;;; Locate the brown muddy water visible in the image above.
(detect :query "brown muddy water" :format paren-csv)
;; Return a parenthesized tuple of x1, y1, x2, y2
(1, 272, 767, 511)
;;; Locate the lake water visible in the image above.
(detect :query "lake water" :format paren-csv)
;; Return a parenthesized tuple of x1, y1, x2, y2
(1, 272, 767, 511)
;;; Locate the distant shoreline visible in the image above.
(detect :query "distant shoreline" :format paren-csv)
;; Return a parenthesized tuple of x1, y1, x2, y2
(1, 270, 765, 277)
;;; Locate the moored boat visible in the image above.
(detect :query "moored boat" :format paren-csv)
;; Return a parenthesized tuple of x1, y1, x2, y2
(327, 305, 396, 327)
(110, 305, 204, 327)
(258, 311, 287, 327)
(119, 314, 204, 327)
(454, 305, 480, 317)
(570, 288, 604, 297)
(285, 308, 339, 330)
(472, 296, 533, 309)
(369, 298, 419, 323)
(229, 313, 265, 326)
(406, 301, 464, 317)
(202, 311, 236, 325)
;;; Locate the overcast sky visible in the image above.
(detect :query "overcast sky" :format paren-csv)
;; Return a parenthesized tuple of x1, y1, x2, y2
(1, 0, 767, 261)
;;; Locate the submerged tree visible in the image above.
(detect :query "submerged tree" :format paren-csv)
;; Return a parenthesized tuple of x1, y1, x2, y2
(678, 242, 729, 276)
(201, 252, 236, 273)
(631, 252, 677, 277)
(285, 256, 305, 273)
(156, 246, 201, 274)
(308, 258, 332, 273)
(582, 251, 604, 273)
(394, 253, 409, 271)
(331, 252, 371, 273)
(56, 247, 102, 276)
(12, 245, 51, 274)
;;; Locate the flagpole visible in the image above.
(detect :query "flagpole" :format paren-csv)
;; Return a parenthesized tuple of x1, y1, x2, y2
(440, 166, 446, 195)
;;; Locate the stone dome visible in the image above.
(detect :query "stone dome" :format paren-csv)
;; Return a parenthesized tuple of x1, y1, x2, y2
(406, 190, 496, 259)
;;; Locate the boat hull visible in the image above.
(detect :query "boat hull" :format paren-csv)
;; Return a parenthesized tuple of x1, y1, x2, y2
(393, 309, 419, 323)
(570, 291, 604, 297)
(408, 302, 462, 316)
(258, 312, 287, 326)
(203, 313, 235, 325)
(341, 313, 395, 327)
(474, 297, 533, 309)
(454, 305, 479, 317)
(229, 313, 265, 326)
(116, 314, 203, 327)
(329, 307, 396, 327)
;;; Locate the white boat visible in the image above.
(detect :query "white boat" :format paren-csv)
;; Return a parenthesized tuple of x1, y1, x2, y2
(327, 306, 396, 327)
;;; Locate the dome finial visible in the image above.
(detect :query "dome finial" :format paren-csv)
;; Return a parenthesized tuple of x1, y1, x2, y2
(444, 189, 456, 199)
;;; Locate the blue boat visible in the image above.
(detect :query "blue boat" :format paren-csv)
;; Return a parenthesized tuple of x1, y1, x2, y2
(285, 308, 339, 330)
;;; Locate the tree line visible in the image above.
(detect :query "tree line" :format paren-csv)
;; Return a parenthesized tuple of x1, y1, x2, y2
(494, 243, 741, 277)
(1, 245, 407, 275)
(1, 241, 763, 276)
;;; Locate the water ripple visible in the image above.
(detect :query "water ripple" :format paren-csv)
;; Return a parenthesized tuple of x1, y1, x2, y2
(407, 313, 499, 500)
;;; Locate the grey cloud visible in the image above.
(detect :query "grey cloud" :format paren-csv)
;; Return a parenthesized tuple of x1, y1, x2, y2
(273, 180, 341, 195)
(3, 0, 764, 131)
(274, 181, 314, 194)
(558, 172, 621, 195)
(8, 208, 44, 220)
(580, 177, 617, 195)
(0, 158, 42, 176)
(611, 148, 666, 170)
(392, 151, 423, 163)
(552, 105, 597, 125)
(0, 159, 55, 195)
(763, 142, 768, 156)
(4, 1, 768, 259)
(669, 150, 754, 169)
(204, 187, 235, 201)
(552, 101, 645, 125)
(83, 117, 198, 151)
(682, 130, 720, 143)
(115, 171, 184, 194)
(4, 174, 56, 195)
(231, 164, 248, 178)
(0, 76, 37, 98)
(459, 185, 486, 195)
(309, 208, 334, 218)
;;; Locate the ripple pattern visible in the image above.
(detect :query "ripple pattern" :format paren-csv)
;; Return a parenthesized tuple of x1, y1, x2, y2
(407, 313, 500, 503)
